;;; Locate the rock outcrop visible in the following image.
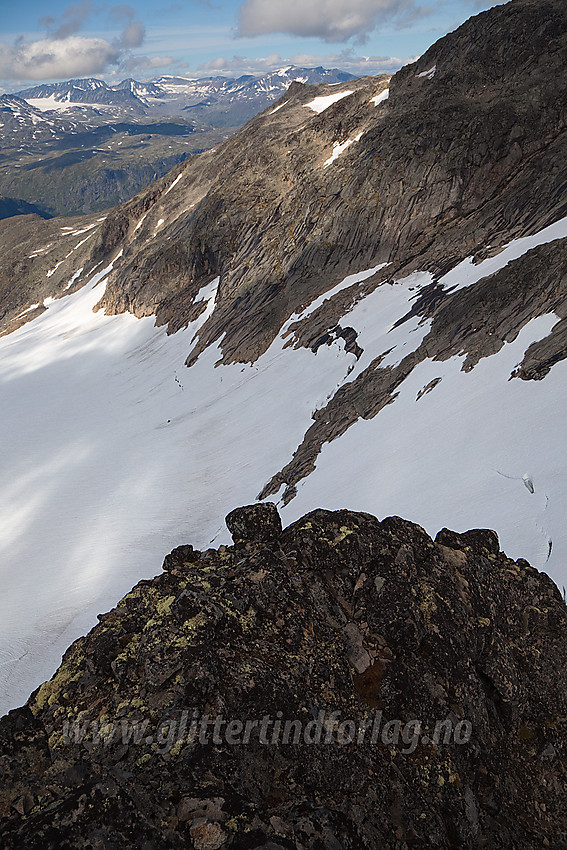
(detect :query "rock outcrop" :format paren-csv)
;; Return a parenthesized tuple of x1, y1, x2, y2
(1, 504, 566, 848)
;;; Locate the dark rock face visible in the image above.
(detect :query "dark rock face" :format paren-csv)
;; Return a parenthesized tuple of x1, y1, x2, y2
(435, 528, 501, 556)
(225, 503, 283, 546)
(163, 544, 202, 572)
(1, 505, 566, 848)
(95, 0, 567, 367)
(3, 0, 566, 370)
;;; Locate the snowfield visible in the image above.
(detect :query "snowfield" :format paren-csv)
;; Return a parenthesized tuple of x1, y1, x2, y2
(286, 312, 565, 582)
(25, 97, 100, 113)
(1, 224, 566, 715)
(370, 88, 390, 106)
(324, 131, 364, 167)
(304, 90, 353, 113)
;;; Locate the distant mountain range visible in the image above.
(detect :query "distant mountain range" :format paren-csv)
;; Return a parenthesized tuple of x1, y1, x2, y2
(13, 67, 356, 123)
(0, 67, 355, 219)
(13, 77, 151, 111)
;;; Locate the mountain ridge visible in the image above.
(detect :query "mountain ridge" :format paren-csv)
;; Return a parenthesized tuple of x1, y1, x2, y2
(13, 66, 357, 121)
(6, 0, 564, 366)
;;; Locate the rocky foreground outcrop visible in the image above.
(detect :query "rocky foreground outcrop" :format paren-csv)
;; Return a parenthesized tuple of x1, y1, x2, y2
(1, 504, 566, 848)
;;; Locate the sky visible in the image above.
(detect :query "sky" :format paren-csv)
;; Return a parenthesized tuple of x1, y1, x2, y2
(0, 0, 504, 91)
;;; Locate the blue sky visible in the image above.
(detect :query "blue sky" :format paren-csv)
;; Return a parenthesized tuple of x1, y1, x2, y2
(0, 0, 504, 90)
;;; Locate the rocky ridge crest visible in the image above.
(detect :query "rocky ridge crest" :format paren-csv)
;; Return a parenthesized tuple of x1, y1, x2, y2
(1, 504, 566, 848)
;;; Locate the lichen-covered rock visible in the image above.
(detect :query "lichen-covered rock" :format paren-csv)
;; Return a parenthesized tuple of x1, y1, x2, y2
(435, 527, 501, 556)
(0, 505, 566, 849)
(163, 543, 202, 572)
(225, 502, 282, 546)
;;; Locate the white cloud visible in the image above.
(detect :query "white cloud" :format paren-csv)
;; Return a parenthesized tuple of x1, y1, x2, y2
(117, 20, 146, 48)
(120, 54, 175, 72)
(197, 49, 405, 76)
(198, 56, 231, 71)
(109, 5, 146, 48)
(198, 53, 283, 72)
(0, 0, 147, 82)
(0, 36, 120, 80)
(291, 50, 407, 73)
(236, 0, 430, 42)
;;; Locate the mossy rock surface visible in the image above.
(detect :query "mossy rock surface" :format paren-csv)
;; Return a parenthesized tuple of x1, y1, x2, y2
(1, 503, 566, 848)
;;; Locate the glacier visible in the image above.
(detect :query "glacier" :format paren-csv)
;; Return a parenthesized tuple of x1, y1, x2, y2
(0, 224, 566, 716)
